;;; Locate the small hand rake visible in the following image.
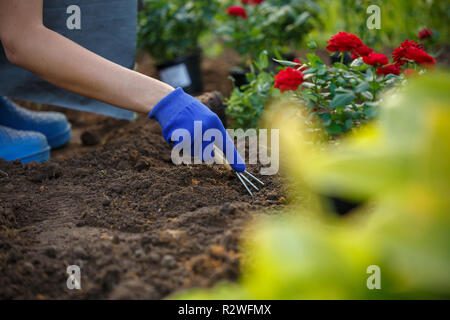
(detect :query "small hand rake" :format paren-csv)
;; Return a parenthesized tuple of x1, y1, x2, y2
(213, 145, 264, 197)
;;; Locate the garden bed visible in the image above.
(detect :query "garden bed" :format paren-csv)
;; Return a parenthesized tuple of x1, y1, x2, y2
(0, 93, 285, 300)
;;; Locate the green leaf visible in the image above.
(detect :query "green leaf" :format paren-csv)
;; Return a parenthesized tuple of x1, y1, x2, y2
(259, 50, 269, 69)
(355, 82, 370, 93)
(303, 68, 318, 74)
(330, 92, 355, 109)
(306, 54, 324, 67)
(307, 37, 317, 51)
(333, 62, 348, 70)
(337, 77, 347, 86)
(361, 91, 374, 100)
(317, 66, 327, 76)
(350, 57, 364, 68)
(273, 59, 298, 67)
(365, 68, 374, 82)
(321, 113, 332, 126)
(326, 124, 344, 135)
(344, 118, 353, 130)
(301, 82, 315, 89)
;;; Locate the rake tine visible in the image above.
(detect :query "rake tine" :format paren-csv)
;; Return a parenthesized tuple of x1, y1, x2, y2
(243, 170, 265, 186)
(236, 172, 253, 197)
(238, 172, 259, 191)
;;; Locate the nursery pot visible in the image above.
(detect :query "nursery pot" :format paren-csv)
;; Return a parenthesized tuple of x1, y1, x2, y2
(156, 51, 203, 95)
(229, 66, 250, 88)
(322, 194, 365, 216)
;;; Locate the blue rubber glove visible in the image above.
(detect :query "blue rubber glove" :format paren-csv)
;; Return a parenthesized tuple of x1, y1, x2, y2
(149, 88, 246, 172)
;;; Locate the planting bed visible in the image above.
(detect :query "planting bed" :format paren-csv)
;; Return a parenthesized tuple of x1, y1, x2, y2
(0, 93, 285, 299)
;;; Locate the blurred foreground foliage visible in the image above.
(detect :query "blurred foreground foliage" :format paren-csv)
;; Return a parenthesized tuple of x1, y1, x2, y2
(173, 71, 450, 299)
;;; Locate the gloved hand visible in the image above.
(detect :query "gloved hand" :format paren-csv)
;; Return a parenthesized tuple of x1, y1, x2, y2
(149, 88, 246, 172)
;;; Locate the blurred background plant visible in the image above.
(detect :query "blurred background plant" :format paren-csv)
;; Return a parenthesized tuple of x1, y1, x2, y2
(138, 0, 219, 63)
(215, 0, 321, 64)
(172, 71, 450, 299)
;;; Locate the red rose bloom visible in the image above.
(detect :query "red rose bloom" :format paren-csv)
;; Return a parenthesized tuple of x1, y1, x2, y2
(403, 46, 436, 67)
(227, 6, 248, 18)
(418, 28, 433, 40)
(353, 45, 373, 57)
(274, 67, 304, 93)
(241, 0, 249, 4)
(392, 39, 423, 66)
(326, 32, 364, 53)
(376, 64, 401, 76)
(363, 52, 389, 66)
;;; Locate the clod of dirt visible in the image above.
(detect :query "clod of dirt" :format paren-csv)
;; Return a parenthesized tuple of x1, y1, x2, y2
(81, 130, 100, 146)
(101, 268, 121, 292)
(161, 255, 177, 269)
(73, 246, 89, 260)
(134, 158, 151, 171)
(112, 235, 120, 244)
(148, 253, 161, 264)
(43, 246, 57, 258)
(27, 162, 62, 183)
(219, 203, 236, 215)
(197, 91, 227, 125)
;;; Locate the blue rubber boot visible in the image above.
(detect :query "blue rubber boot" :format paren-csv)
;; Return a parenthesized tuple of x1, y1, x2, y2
(0, 97, 71, 149)
(0, 125, 50, 164)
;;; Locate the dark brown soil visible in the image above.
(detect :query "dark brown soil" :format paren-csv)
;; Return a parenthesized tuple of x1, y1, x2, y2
(0, 93, 285, 300)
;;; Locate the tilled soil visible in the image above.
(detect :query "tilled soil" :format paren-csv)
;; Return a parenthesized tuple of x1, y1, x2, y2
(0, 93, 285, 299)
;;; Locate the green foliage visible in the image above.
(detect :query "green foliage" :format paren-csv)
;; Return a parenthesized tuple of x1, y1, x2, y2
(226, 51, 277, 128)
(138, 0, 219, 63)
(276, 52, 404, 137)
(172, 71, 450, 299)
(216, 0, 321, 62)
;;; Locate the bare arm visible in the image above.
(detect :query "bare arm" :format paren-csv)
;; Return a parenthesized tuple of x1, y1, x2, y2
(0, 0, 174, 114)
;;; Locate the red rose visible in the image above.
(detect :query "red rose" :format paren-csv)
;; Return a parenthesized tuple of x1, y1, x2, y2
(363, 52, 389, 66)
(274, 67, 305, 93)
(403, 46, 436, 67)
(376, 64, 401, 76)
(326, 32, 364, 53)
(392, 40, 423, 66)
(418, 28, 433, 40)
(227, 6, 248, 18)
(351, 45, 373, 59)
(241, 0, 249, 4)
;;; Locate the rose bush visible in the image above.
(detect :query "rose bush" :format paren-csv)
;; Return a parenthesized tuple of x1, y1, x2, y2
(227, 32, 437, 137)
(271, 32, 437, 136)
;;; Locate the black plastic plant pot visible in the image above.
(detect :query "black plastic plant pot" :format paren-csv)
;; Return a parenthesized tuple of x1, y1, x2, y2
(230, 66, 249, 88)
(330, 52, 352, 66)
(156, 51, 203, 95)
(321, 194, 366, 216)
